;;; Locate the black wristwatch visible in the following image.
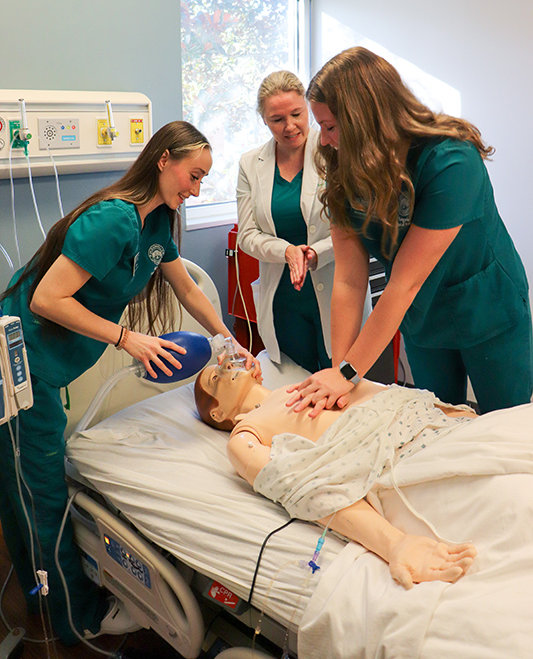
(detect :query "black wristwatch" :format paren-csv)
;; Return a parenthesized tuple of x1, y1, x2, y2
(339, 360, 361, 386)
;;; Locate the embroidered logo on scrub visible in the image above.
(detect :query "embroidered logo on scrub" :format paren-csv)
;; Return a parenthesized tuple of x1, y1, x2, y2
(398, 191, 411, 227)
(148, 243, 165, 266)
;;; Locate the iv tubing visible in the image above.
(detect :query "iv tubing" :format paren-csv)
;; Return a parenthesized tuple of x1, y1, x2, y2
(9, 139, 22, 267)
(25, 153, 46, 240)
(0, 243, 14, 273)
(74, 364, 142, 433)
(47, 146, 64, 217)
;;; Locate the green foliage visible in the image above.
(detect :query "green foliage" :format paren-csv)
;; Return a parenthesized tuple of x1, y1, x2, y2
(181, 0, 293, 204)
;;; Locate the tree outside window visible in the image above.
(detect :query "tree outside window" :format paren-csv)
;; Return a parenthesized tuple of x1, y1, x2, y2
(181, 0, 304, 227)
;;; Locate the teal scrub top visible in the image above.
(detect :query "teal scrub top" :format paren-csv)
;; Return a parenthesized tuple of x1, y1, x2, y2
(347, 138, 529, 349)
(3, 199, 179, 387)
(271, 165, 315, 303)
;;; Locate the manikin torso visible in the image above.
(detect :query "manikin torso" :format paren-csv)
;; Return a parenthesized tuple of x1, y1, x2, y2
(231, 379, 387, 446)
(230, 378, 475, 447)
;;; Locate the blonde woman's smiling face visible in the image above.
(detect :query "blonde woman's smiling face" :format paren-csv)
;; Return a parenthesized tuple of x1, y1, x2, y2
(263, 91, 309, 151)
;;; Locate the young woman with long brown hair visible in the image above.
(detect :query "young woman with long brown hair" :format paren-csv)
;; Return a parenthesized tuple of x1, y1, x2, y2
(0, 120, 258, 645)
(288, 47, 531, 416)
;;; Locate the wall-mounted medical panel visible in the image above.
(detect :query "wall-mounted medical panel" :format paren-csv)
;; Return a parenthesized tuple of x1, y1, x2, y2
(0, 90, 152, 179)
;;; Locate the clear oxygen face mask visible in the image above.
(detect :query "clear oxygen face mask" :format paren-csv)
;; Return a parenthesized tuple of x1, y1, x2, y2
(209, 334, 247, 377)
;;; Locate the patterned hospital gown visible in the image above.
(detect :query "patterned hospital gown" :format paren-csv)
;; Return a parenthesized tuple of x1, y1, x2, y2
(253, 385, 473, 520)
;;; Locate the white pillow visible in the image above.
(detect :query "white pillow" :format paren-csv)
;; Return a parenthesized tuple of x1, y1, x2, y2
(256, 350, 311, 390)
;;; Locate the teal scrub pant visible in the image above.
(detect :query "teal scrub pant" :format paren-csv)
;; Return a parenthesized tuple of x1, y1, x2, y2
(404, 315, 533, 414)
(273, 283, 331, 373)
(0, 375, 106, 644)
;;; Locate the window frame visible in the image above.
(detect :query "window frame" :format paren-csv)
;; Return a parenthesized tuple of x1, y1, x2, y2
(182, 0, 311, 231)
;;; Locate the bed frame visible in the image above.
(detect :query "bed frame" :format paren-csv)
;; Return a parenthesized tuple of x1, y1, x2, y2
(65, 259, 286, 658)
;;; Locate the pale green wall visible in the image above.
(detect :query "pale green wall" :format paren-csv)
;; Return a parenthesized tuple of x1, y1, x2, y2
(0, 0, 233, 323)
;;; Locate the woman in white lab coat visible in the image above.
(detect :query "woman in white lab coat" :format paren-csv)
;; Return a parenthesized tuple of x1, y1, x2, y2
(237, 70, 371, 372)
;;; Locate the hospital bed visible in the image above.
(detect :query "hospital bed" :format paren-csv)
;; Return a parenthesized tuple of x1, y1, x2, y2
(64, 260, 533, 659)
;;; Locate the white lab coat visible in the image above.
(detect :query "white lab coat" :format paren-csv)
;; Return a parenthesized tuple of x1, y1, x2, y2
(236, 129, 337, 363)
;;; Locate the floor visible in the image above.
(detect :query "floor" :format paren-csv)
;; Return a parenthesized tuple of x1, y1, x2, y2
(0, 524, 188, 659)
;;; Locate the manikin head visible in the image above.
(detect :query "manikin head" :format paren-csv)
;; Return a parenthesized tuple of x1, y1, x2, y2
(194, 363, 266, 431)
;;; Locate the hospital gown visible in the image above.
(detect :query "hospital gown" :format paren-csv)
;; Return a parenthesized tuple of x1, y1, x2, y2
(253, 385, 473, 520)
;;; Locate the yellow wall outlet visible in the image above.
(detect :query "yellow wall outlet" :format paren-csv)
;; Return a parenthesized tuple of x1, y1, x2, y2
(97, 119, 112, 146)
(130, 118, 144, 144)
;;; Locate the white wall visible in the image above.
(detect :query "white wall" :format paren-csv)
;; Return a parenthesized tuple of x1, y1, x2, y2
(311, 0, 533, 311)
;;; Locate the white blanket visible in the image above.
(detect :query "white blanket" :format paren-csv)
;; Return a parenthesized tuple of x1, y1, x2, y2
(298, 402, 533, 658)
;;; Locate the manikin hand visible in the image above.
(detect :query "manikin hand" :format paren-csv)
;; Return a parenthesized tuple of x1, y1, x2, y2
(388, 534, 477, 589)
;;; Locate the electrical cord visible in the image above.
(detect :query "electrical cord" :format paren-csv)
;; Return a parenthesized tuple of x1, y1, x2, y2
(233, 233, 254, 353)
(247, 518, 296, 607)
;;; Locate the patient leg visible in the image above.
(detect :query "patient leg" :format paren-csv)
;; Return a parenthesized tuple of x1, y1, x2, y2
(317, 498, 476, 589)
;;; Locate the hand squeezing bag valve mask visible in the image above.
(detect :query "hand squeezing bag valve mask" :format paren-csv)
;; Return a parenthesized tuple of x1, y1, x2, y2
(142, 331, 213, 383)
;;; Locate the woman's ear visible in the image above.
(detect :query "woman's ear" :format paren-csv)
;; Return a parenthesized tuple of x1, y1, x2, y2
(157, 149, 170, 172)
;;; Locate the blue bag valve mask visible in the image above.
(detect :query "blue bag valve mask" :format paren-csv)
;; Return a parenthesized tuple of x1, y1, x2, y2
(140, 332, 244, 384)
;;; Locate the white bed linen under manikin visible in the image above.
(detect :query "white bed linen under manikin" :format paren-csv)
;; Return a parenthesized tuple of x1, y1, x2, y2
(66, 380, 349, 633)
(298, 401, 533, 659)
(67, 354, 533, 659)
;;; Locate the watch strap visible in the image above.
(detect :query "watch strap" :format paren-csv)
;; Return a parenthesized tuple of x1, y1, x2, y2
(339, 360, 361, 385)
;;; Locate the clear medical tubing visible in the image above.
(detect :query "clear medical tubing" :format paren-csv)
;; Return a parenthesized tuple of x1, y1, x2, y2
(74, 332, 237, 433)
(74, 364, 142, 433)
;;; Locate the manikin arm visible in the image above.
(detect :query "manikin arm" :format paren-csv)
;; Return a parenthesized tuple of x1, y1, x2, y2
(227, 430, 476, 588)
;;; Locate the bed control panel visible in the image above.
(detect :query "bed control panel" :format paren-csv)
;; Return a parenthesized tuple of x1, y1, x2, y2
(104, 533, 152, 588)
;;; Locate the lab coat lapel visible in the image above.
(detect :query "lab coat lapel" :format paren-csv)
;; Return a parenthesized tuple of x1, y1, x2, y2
(300, 129, 320, 224)
(256, 138, 277, 235)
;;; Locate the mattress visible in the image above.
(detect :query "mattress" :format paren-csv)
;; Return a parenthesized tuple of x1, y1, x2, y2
(66, 355, 348, 632)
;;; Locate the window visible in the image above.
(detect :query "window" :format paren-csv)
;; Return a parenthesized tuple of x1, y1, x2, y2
(181, 0, 308, 229)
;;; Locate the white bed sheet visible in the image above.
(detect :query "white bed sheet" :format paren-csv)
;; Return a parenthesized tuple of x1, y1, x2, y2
(299, 401, 533, 658)
(66, 356, 349, 632)
(67, 354, 533, 658)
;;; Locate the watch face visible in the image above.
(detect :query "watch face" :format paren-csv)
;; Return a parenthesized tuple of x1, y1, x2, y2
(340, 362, 357, 380)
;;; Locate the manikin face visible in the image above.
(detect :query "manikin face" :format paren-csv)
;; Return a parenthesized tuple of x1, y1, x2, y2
(198, 364, 258, 425)
(263, 91, 309, 151)
(157, 147, 212, 210)
(310, 101, 339, 150)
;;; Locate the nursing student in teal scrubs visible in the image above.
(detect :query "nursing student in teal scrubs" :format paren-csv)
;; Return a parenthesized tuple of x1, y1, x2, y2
(237, 70, 372, 373)
(0, 121, 259, 646)
(287, 47, 532, 416)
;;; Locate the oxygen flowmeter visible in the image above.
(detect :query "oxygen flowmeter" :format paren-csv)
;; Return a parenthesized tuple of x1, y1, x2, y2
(0, 315, 33, 425)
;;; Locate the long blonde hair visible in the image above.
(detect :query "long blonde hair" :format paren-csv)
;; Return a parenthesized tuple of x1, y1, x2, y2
(306, 47, 494, 257)
(2, 121, 210, 334)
